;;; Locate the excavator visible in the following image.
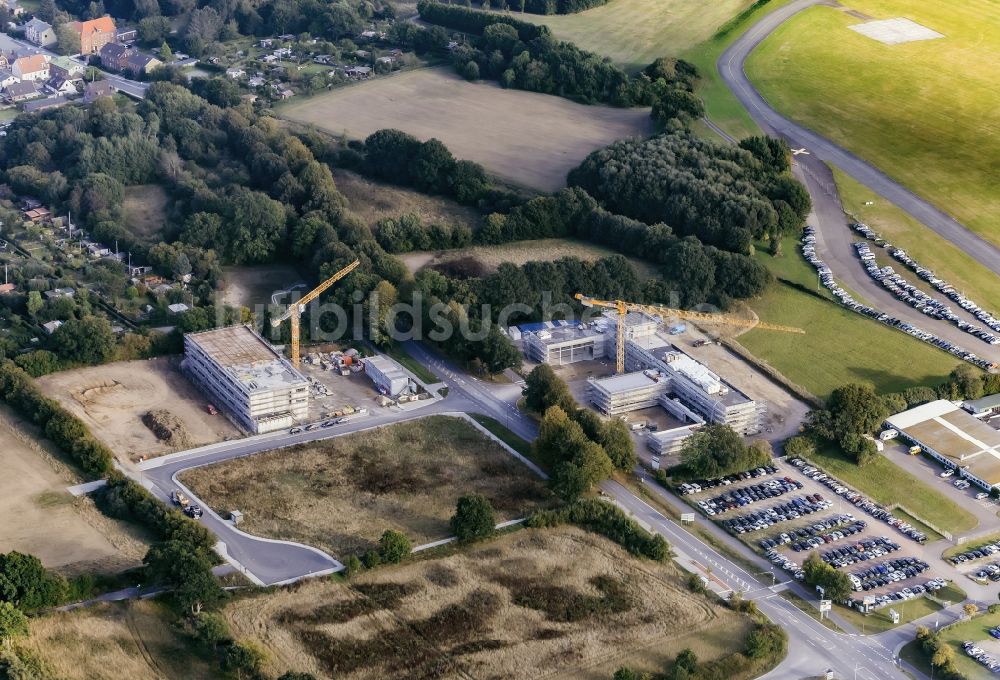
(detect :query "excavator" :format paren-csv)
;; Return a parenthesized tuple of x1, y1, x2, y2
(574, 293, 805, 374)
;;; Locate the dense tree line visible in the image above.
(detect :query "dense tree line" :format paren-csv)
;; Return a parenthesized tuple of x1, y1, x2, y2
(568, 131, 811, 253)
(415, 2, 698, 107)
(0, 360, 114, 477)
(527, 499, 669, 561)
(476, 0, 607, 15)
(477, 188, 772, 308)
(374, 213, 473, 253)
(673, 424, 772, 480)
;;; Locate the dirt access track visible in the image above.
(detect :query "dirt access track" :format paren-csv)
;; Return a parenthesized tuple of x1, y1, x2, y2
(36, 357, 240, 462)
(0, 409, 145, 575)
(278, 68, 654, 192)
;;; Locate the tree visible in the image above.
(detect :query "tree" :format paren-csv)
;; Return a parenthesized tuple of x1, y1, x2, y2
(802, 552, 852, 602)
(451, 494, 495, 542)
(55, 22, 81, 56)
(191, 612, 229, 649)
(745, 622, 786, 660)
(48, 316, 116, 364)
(812, 383, 888, 443)
(533, 406, 588, 469)
(0, 601, 28, 649)
(783, 435, 815, 459)
(378, 530, 411, 564)
(26, 291, 43, 317)
(479, 323, 520, 374)
(600, 418, 637, 471)
(964, 603, 978, 618)
(523, 363, 576, 414)
(143, 540, 224, 614)
(678, 424, 767, 480)
(675, 648, 698, 673)
(159, 41, 173, 63)
(224, 641, 266, 680)
(931, 643, 954, 669)
(0, 552, 66, 611)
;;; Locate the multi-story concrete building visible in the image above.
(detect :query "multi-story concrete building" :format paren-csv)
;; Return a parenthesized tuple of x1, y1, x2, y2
(588, 370, 671, 416)
(364, 355, 409, 397)
(647, 424, 700, 456)
(523, 324, 606, 365)
(183, 325, 309, 434)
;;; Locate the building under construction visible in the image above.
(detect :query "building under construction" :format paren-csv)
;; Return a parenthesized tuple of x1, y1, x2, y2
(183, 324, 310, 434)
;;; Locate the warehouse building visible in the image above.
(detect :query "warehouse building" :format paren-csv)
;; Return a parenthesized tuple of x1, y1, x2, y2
(887, 400, 1000, 492)
(589, 370, 670, 415)
(523, 323, 606, 365)
(963, 393, 1000, 420)
(364, 355, 410, 397)
(183, 325, 309, 434)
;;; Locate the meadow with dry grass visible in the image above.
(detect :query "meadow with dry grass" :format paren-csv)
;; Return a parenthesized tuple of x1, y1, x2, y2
(16, 601, 215, 679)
(181, 416, 553, 557)
(226, 527, 749, 679)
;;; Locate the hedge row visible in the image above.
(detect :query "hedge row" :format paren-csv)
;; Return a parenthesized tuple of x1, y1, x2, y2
(0, 360, 113, 478)
(528, 498, 670, 561)
(417, 1, 549, 39)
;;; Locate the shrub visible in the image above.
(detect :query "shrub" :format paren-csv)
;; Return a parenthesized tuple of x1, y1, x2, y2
(451, 495, 496, 542)
(745, 621, 787, 660)
(528, 499, 669, 561)
(378, 530, 412, 564)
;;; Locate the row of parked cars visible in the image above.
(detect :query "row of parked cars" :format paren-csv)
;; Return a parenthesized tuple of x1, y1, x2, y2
(758, 514, 863, 551)
(847, 578, 949, 611)
(854, 222, 1000, 336)
(676, 465, 780, 495)
(820, 536, 900, 569)
(764, 547, 803, 581)
(950, 541, 1000, 565)
(963, 641, 1000, 674)
(854, 241, 999, 346)
(850, 556, 929, 591)
(696, 477, 804, 515)
(973, 563, 1000, 582)
(721, 495, 833, 534)
(788, 458, 928, 543)
(801, 226, 993, 370)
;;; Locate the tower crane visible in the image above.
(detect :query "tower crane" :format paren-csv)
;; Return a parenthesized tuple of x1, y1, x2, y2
(272, 259, 360, 367)
(574, 293, 805, 374)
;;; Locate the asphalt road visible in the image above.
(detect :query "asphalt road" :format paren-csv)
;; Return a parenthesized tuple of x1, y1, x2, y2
(718, 0, 1000, 277)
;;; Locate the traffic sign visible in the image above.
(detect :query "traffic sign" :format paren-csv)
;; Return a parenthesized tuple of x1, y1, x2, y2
(815, 585, 825, 596)
(680, 513, 695, 523)
(819, 600, 832, 613)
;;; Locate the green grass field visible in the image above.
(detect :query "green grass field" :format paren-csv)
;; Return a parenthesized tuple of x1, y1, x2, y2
(384, 344, 439, 384)
(902, 609, 1000, 679)
(943, 531, 1000, 560)
(836, 597, 943, 635)
(746, 0, 1000, 246)
(519, 0, 752, 71)
(804, 442, 977, 535)
(739, 236, 960, 399)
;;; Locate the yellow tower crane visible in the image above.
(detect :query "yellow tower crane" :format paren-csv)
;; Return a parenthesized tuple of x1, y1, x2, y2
(272, 259, 360, 367)
(574, 293, 805, 374)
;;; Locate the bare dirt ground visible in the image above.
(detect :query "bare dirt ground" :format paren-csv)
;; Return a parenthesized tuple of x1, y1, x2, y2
(399, 239, 660, 280)
(36, 357, 240, 462)
(0, 409, 146, 575)
(225, 526, 749, 680)
(332, 168, 483, 230)
(220, 263, 305, 311)
(20, 601, 215, 679)
(181, 415, 554, 558)
(122, 184, 169, 245)
(278, 68, 654, 192)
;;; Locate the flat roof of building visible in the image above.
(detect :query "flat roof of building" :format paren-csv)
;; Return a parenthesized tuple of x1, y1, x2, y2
(590, 370, 667, 395)
(365, 354, 407, 380)
(887, 400, 1000, 486)
(527, 324, 603, 345)
(966, 393, 1000, 412)
(186, 325, 307, 393)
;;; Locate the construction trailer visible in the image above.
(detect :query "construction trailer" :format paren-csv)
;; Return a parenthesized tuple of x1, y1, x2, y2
(183, 324, 309, 434)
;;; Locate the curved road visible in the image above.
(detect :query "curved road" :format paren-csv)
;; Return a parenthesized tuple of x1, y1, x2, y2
(719, 0, 1000, 275)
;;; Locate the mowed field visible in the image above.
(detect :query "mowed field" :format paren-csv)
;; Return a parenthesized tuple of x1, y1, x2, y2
(332, 168, 483, 230)
(122, 184, 169, 245)
(746, 0, 1000, 245)
(278, 68, 654, 192)
(399, 238, 660, 280)
(520, 0, 753, 70)
(18, 601, 216, 680)
(181, 416, 554, 557)
(36, 357, 240, 462)
(0, 410, 145, 575)
(739, 236, 960, 399)
(225, 527, 751, 680)
(220, 263, 305, 310)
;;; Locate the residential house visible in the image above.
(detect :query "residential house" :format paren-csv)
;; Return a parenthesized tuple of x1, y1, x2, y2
(49, 56, 85, 80)
(344, 65, 371, 79)
(260, 54, 277, 64)
(4, 79, 39, 102)
(312, 54, 332, 64)
(355, 49, 370, 59)
(272, 83, 293, 99)
(167, 302, 189, 314)
(11, 54, 49, 81)
(42, 320, 63, 335)
(99, 42, 131, 72)
(44, 287, 74, 300)
(376, 55, 393, 66)
(225, 66, 245, 79)
(45, 75, 76, 95)
(23, 206, 49, 221)
(273, 47, 292, 58)
(258, 38, 274, 48)
(21, 95, 68, 113)
(0, 68, 16, 88)
(276, 33, 295, 41)
(83, 79, 116, 103)
(0, 283, 16, 294)
(116, 25, 137, 43)
(0, 54, 9, 69)
(24, 18, 56, 47)
(71, 16, 117, 55)
(247, 75, 265, 87)
(125, 52, 159, 75)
